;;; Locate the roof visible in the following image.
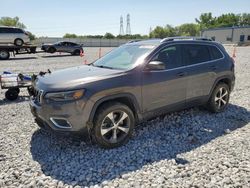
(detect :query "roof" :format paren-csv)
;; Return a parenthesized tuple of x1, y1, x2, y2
(202, 25, 250, 32)
(0, 26, 19, 28)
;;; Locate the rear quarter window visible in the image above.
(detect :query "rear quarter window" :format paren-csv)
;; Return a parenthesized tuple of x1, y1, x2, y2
(209, 46, 224, 60)
(183, 44, 211, 65)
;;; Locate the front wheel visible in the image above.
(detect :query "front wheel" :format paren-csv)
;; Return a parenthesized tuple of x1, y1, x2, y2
(48, 47, 56, 53)
(93, 102, 135, 149)
(207, 83, 230, 113)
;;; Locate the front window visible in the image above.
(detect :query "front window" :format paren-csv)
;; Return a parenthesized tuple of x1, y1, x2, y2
(93, 44, 156, 70)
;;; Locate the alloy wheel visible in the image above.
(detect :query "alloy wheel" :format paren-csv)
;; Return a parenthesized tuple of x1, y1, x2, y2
(15, 39, 23, 46)
(100, 110, 130, 144)
(215, 87, 229, 109)
(0, 51, 8, 59)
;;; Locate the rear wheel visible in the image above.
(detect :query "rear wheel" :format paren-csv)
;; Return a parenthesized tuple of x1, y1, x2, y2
(72, 49, 80, 56)
(93, 102, 135, 149)
(14, 38, 24, 46)
(0, 50, 10, 60)
(12, 87, 20, 94)
(207, 83, 230, 113)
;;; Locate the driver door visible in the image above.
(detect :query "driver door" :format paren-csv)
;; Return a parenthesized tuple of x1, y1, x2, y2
(142, 44, 187, 113)
(56, 42, 66, 52)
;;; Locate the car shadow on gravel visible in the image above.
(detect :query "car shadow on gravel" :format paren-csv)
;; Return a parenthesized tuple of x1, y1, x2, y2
(40, 54, 73, 58)
(0, 95, 30, 106)
(7, 57, 38, 61)
(30, 104, 250, 186)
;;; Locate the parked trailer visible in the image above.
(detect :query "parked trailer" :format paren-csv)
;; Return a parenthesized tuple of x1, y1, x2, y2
(0, 71, 34, 100)
(0, 45, 37, 60)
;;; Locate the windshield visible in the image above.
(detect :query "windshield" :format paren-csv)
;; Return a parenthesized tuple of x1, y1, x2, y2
(93, 44, 156, 70)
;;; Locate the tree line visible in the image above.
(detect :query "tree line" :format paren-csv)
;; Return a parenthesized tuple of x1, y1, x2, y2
(0, 13, 250, 40)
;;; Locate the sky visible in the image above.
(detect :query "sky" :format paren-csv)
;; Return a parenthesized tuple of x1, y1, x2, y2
(1, 0, 250, 37)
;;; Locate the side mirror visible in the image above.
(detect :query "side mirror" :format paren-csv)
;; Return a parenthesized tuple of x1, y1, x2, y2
(145, 61, 166, 71)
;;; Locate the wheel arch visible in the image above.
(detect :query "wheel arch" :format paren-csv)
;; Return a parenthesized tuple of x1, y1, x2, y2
(209, 75, 233, 98)
(88, 93, 142, 124)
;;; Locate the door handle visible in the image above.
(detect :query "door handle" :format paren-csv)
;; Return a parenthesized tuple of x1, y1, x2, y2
(210, 65, 217, 71)
(177, 72, 185, 77)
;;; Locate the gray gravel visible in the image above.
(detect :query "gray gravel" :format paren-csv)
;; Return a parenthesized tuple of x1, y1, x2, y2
(0, 46, 250, 188)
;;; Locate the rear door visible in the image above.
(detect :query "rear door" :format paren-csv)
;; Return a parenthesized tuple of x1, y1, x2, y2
(0, 28, 12, 43)
(183, 43, 221, 103)
(142, 44, 187, 113)
(13, 28, 25, 41)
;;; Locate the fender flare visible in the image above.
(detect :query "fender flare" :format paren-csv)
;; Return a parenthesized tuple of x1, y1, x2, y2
(209, 75, 233, 98)
(88, 93, 142, 123)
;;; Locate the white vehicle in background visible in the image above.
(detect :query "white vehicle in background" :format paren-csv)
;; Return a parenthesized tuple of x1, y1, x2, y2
(0, 26, 30, 46)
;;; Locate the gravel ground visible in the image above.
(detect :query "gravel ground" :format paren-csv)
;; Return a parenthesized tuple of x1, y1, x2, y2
(0, 46, 249, 188)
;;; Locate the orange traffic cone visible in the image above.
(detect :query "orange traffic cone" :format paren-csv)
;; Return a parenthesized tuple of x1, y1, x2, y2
(83, 60, 88, 65)
(80, 50, 84, 57)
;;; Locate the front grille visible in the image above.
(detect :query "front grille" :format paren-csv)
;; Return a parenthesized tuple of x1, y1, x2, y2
(33, 89, 43, 104)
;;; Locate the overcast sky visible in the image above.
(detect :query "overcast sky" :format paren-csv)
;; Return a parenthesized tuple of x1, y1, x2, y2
(1, 0, 250, 37)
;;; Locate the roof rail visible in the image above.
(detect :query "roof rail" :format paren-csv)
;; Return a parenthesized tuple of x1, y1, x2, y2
(127, 39, 142, 43)
(161, 36, 212, 43)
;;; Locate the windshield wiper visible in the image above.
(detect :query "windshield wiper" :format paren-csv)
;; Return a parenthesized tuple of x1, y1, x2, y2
(94, 65, 113, 69)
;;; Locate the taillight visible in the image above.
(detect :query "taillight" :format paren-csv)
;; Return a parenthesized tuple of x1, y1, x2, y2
(24, 31, 29, 36)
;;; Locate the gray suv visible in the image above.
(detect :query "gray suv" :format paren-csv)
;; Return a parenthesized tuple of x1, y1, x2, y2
(29, 37, 235, 148)
(41, 41, 83, 55)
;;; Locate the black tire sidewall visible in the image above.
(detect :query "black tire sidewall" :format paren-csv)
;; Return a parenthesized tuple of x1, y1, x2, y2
(5, 89, 19, 101)
(73, 50, 80, 56)
(14, 39, 24, 46)
(93, 103, 135, 149)
(208, 83, 230, 113)
(0, 50, 10, 60)
(48, 47, 56, 53)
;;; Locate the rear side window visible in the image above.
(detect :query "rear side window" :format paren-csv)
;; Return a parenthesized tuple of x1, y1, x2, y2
(209, 46, 223, 60)
(0, 28, 9, 33)
(69, 42, 77, 46)
(0, 28, 23, 33)
(13, 28, 24, 33)
(152, 45, 184, 69)
(183, 44, 211, 65)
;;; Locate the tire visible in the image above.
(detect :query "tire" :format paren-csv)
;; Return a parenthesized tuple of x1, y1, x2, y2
(207, 83, 230, 113)
(0, 50, 10, 60)
(5, 89, 19, 101)
(13, 87, 20, 94)
(93, 102, 135, 149)
(48, 47, 56, 53)
(14, 38, 24, 46)
(72, 50, 80, 56)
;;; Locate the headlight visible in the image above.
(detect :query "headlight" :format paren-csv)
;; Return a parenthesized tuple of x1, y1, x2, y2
(45, 89, 85, 102)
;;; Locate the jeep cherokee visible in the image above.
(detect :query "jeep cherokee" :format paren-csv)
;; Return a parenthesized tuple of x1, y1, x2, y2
(29, 37, 235, 148)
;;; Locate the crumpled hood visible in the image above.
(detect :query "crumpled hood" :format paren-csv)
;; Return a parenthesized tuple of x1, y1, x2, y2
(36, 65, 123, 91)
